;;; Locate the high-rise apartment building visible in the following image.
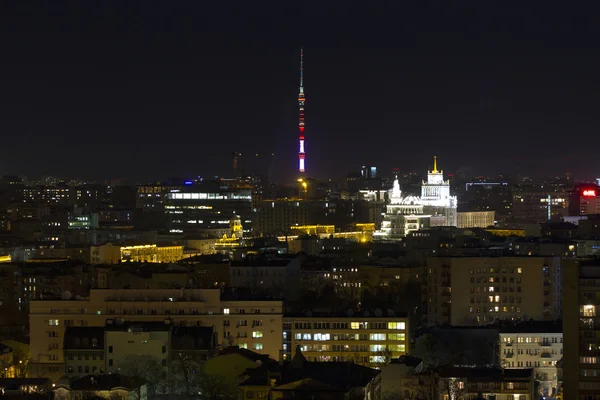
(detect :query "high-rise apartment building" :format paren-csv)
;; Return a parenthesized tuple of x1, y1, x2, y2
(563, 258, 600, 399)
(29, 289, 282, 380)
(425, 256, 562, 326)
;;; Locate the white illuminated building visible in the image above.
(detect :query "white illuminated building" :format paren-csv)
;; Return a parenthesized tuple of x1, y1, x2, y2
(421, 156, 458, 227)
(374, 156, 457, 240)
(374, 175, 431, 240)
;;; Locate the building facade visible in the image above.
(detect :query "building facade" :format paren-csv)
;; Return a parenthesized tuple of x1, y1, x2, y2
(283, 312, 408, 368)
(457, 211, 496, 228)
(563, 259, 600, 399)
(425, 256, 562, 326)
(500, 330, 562, 397)
(29, 289, 282, 380)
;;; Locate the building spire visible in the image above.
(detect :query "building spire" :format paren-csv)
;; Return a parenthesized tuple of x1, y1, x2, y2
(300, 46, 304, 90)
(432, 156, 438, 173)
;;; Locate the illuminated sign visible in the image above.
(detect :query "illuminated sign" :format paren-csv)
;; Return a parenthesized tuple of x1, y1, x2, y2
(583, 189, 596, 197)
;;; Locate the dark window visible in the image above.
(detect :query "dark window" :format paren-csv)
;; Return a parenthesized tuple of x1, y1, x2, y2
(108, 346, 113, 353)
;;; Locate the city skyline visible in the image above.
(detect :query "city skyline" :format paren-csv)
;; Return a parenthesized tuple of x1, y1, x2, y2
(1, 3, 600, 182)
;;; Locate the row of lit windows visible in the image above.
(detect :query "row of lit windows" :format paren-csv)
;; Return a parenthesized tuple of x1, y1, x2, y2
(469, 306, 521, 313)
(470, 268, 523, 274)
(295, 332, 404, 341)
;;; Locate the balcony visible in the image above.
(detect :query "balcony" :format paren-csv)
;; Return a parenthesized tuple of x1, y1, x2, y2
(505, 353, 514, 358)
(539, 342, 551, 347)
(540, 352, 552, 358)
(505, 342, 513, 346)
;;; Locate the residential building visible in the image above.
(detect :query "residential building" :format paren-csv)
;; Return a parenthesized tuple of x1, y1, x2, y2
(29, 289, 283, 380)
(104, 322, 170, 375)
(499, 322, 563, 398)
(249, 347, 381, 400)
(229, 256, 301, 300)
(54, 374, 146, 400)
(63, 326, 105, 378)
(425, 256, 562, 326)
(283, 311, 408, 368)
(405, 367, 535, 400)
(563, 258, 600, 399)
(64, 323, 218, 380)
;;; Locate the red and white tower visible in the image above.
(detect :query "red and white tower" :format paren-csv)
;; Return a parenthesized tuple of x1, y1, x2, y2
(298, 47, 306, 173)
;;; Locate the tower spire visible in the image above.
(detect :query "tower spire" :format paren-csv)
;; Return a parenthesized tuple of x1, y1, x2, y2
(298, 47, 306, 173)
(432, 156, 438, 173)
(300, 47, 304, 89)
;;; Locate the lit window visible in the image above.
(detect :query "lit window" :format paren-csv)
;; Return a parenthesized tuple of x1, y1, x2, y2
(350, 322, 360, 329)
(295, 333, 302, 340)
(582, 305, 596, 317)
(252, 331, 263, 338)
(495, 295, 500, 302)
(48, 319, 59, 326)
(388, 344, 406, 352)
(517, 268, 522, 274)
(489, 287, 494, 292)
(253, 343, 263, 350)
(387, 322, 406, 330)
(388, 333, 405, 341)
(239, 343, 247, 349)
(302, 333, 311, 340)
(224, 309, 229, 314)
(369, 334, 386, 341)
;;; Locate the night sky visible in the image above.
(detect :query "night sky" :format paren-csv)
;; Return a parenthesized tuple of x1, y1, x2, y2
(1, 2, 599, 183)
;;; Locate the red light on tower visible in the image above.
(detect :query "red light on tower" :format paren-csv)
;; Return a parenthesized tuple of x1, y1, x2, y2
(583, 189, 596, 197)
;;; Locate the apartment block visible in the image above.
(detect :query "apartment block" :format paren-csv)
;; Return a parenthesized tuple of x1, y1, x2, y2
(499, 323, 563, 398)
(29, 289, 283, 380)
(563, 258, 600, 399)
(283, 311, 408, 368)
(425, 256, 562, 326)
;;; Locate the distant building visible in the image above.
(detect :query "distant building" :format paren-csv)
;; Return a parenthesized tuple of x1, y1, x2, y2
(164, 182, 253, 236)
(457, 211, 495, 228)
(90, 242, 184, 264)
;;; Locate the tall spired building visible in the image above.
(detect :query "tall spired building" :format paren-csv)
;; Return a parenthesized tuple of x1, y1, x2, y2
(421, 156, 457, 226)
(374, 175, 431, 240)
(374, 156, 457, 240)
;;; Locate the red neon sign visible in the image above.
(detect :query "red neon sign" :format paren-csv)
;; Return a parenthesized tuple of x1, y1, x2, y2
(583, 189, 596, 197)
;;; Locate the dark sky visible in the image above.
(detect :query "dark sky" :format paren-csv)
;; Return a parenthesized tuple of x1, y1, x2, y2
(1, 1, 599, 183)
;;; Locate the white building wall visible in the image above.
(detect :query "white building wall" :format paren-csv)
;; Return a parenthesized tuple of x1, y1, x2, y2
(500, 332, 563, 397)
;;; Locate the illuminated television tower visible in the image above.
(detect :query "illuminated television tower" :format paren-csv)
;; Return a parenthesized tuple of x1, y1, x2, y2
(298, 47, 306, 173)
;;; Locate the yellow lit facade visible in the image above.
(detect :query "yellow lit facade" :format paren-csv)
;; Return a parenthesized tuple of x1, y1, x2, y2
(290, 225, 335, 235)
(485, 228, 526, 237)
(90, 243, 184, 264)
(456, 211, 496, 229)
(284, 315, 408, 368)
(0, 255, 11, 263)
